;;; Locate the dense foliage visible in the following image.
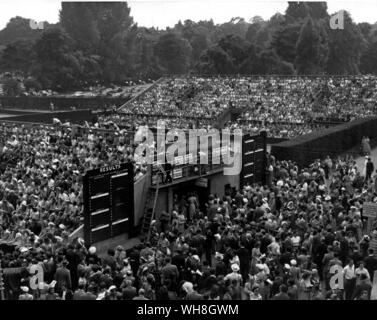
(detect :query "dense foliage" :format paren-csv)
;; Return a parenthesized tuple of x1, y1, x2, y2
(0, 1, 377, 91)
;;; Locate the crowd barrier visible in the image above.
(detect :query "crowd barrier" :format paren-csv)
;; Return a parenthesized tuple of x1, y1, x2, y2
(0, 96, 128, 110)
(271, 117, 377, 167)
(163, 73, 375, 79)
(116, 112, 211, 121)
(0, 109, 93, 125)
(235, 118, 345, 127)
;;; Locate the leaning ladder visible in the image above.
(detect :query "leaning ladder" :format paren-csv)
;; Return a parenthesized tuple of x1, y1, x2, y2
(141, 178, 160, 242)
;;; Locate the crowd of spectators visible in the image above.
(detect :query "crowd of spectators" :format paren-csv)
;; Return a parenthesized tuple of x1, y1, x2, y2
(116, 75, 377, 139)
(2, 75, 377, 301)
(0, 121, 147, 243)
(121, 76, 250, 119)
(2, 150, 377, 300)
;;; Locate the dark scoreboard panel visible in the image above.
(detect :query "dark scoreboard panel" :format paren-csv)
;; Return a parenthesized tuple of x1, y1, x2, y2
(83, 163, 134, 245)
(240, 131, 267, 188)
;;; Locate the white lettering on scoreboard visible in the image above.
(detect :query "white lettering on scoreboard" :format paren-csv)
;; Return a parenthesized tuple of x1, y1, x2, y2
(100, 165, 121, 173)
(363, 202, 377, 218)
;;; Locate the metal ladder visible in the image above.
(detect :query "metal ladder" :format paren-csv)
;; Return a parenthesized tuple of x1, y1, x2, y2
(141, 180, 160, 242)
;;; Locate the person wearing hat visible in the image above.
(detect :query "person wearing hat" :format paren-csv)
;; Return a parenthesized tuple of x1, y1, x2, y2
(290, 259, 300, 284)
(105, 285, 118, 300)
(214, 252, 227, 276)
(86, 246, 101, 266)
(19, 286, 33, 300)
(224, 264, 242, 284)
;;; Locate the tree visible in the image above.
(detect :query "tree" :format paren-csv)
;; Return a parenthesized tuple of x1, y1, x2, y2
(33, 28, 82, 90)
(239, 44, 260, 74)
(306, 2, 328, 20)
(59, 2, 100, 52)
(196, 46, 233, 74)
(60, 2, 136, 83)
(326, 11, 367, 74)
(0, 16, 48, 46)
(272, 22, 302, 63)
(24, 77, 42, 92)
(358, 22, 373, 43)
(295, 18, 329, 74)
(0, 39, 36, 73)
(360, 40, 377, 74)
(254, 49, 295, 75)
(285, 2, 311, 22)
(133, 28, 163, 79)
(190, 29, 209, 64)
(245, 18, 264, 43)
(2, 77, 22, 96)
(250, 14, 283, 50)
(155, 33, 192, 74)
(218, 17, 249, 39)
(197, 34, 250, 74)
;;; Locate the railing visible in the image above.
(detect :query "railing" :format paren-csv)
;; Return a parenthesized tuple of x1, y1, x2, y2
(234, 118, 347, 127)
(151, 162, 223, 187)
(0, 119, 135, 141)
(163, 73, 377, 79)
(0, 96, 128, 110)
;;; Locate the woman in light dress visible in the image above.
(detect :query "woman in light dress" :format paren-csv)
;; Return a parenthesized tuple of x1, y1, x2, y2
(362, 136, 371, 156)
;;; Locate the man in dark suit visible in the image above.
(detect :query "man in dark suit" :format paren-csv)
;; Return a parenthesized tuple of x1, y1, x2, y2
(273, 284, 290, 300)
(54, 260, 72, 294)
(73, 283, 87, 300)
(172, 248, 186, 274)
(161, 257, 179, 288)
(364, 249, 377, 282)
(122, 280, 137, 300)
(103, 248, 117, 273)
(366, 157, 375, 181)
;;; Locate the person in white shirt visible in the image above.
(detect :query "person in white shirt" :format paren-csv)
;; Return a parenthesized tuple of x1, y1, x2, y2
(343, 259, 356, 300)
(268, 237, 281, 256)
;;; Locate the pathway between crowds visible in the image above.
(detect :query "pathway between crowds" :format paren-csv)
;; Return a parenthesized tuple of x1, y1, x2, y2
(354, 146, 377, 174)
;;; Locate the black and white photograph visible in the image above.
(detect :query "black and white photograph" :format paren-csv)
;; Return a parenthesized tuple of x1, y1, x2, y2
(1, 0, 377, 307)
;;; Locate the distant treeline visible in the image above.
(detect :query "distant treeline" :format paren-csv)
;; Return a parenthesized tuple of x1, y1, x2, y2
(0, 1, 377, 91)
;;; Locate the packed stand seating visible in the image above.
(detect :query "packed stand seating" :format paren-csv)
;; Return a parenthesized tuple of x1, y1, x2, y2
(237, 76, 377, 123)
(121, 76, 251, 119)
(117, 75, 377, 139)
(3, 151, 377, 300)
